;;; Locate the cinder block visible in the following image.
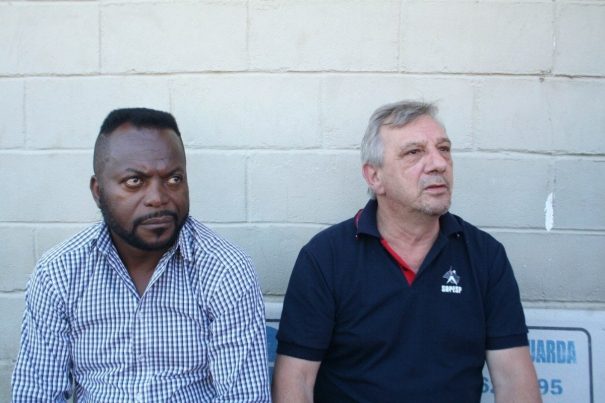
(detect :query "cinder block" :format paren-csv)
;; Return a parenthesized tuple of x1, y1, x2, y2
(26, 77, 170, 149)
(451, 155, 552, 229)
(248, 152, 368, 223)
(547, 79, 605, 154)
(0, 153, 99, 223)
(0, 3, 98, 75)
(35, 224, 90, 260)
(320, 75, 474, 149)
(554, 160, 605, 230)
(101, 2, 247, 73)
(491, 231, 605, 303)
(0, 226, 35, 292)
(0, 360, 15, 403)
(172, 75, 321, 148)
(212, 224, 325, 295)
(249, 0, 400, 71)
(400, 2, 553, 73)
(187, 151, 247, 222)
(0, 294, 25, 360)
(475, 78, 605, 154)
(475, 78, 553, 152)
(555, 4, 605, 76)
(0, 80, 25, 149)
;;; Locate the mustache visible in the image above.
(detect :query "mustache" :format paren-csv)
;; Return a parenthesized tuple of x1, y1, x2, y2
(420, 176, 450, 189)
(133, 210, 178, 227)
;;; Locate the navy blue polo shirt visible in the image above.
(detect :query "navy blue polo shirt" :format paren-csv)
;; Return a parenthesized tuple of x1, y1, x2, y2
(277, 199, 528, 403)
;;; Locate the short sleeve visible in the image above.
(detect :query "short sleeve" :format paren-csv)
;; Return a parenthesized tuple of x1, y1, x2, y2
(276, 247, 335, 361)
(484, 243, 529, 350)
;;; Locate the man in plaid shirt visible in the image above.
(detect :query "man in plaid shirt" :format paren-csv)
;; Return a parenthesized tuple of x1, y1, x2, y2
(12, 108, 270, 402)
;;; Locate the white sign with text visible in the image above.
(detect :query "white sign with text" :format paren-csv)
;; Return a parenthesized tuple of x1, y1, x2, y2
(481, 309, 604, 403)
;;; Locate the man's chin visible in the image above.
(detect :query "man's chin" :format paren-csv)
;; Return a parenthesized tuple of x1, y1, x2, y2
(116, 229, 178, 252)
(419, 202, 451, 217)
(135, 232, 179, 251)
(131, 239, 176, 252)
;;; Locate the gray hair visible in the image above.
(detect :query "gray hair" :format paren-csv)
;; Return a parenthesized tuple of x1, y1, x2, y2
(361, 100, 440, 198)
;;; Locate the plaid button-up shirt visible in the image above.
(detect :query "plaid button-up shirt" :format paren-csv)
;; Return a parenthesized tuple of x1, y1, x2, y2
(12, 217, 270, 402)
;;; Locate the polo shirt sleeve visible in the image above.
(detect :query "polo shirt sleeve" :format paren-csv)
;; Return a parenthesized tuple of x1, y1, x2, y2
(277, 246, 335, 362)
(484, 242, 529, 350)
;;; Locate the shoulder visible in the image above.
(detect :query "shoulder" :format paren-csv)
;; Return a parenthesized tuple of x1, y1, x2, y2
(290, 217, 357, 281)
(448, 213, 504, 251)
(28, 223, 104, 301)
(303, 217, 356, 254)
(182, 217, 256, 278)
(36, 223, 104, 270)
(182, 217, 262, 313)
(446, 213, 510, 273)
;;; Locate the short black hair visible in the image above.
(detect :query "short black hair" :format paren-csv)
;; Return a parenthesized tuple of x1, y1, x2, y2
(99, 107, 181, 136)
(94, 108, 183, 176)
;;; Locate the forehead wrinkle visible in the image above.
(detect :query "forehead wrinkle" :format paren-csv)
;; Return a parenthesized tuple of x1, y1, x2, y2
(113, 156, 186, 175)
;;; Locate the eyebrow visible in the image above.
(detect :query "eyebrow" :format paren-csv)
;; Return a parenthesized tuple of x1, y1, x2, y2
(121, 167, 185, 177)
(122, 168, 147, 176)
(399, 138, 451, 148)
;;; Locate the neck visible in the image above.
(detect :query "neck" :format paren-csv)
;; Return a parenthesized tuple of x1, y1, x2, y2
(375, 198, 441, 247)
(111, 236, 170, 296)
(110, 235, 168, 274)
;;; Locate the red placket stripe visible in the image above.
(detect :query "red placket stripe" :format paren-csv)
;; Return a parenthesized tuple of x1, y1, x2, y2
(380, 239, 416, 285)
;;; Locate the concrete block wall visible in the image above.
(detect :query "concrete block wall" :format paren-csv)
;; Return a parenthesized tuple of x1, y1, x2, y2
(1, 0, 604, 399)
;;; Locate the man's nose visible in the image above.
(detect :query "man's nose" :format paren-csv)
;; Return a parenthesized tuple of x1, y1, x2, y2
(144, 179, 168, 207)
(426, 147, 449, 173)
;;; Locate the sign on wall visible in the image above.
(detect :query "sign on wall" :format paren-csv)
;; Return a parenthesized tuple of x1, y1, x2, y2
(481, 326, 592, 402)
(481, 308, 604, 403)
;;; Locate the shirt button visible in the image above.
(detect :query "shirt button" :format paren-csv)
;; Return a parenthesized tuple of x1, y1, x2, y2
(135, 393, 143, 403)
(137, 354, 145, 362)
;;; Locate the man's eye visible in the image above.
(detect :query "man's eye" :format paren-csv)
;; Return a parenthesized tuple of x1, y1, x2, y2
(167, 175, 183, 185)
(406, 149, 421, 155)
(125, 177, 142, 187)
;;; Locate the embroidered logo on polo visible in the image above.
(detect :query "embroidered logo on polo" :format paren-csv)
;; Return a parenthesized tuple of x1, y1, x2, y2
(441, 267, 462, 294)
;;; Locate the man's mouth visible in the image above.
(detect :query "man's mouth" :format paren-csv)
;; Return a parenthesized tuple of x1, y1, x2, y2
(134, 211, 178, 228)
(423, 180, 449, 193)
(140, 216, 174, 225)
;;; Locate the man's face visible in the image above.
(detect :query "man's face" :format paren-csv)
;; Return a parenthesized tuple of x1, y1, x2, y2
(366, 115, 453, 217)
(91, 124, 190, 252)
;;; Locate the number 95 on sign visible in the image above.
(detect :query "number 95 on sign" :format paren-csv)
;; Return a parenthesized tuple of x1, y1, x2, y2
(482, 377, 563, 396)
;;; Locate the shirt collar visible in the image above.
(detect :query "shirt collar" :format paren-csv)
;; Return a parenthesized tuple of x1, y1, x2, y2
(355, 199, 462, 239)
(356, 199, 381, 238)
(176, 217, 195, 262)
(94, 223, 117, 256)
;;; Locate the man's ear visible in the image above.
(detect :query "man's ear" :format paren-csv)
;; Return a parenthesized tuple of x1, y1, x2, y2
(362, 163, 384, 196)
(90, 175, 101, 208)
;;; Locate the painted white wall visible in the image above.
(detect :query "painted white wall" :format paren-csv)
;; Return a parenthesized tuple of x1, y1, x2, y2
(1, 1, 604, 399)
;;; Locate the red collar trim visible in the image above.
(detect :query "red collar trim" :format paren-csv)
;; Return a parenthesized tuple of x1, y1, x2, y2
(380, 239, 416, 285)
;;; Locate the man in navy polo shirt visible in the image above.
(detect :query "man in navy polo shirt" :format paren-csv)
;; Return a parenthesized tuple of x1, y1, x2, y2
(272, 101, 541, 402)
